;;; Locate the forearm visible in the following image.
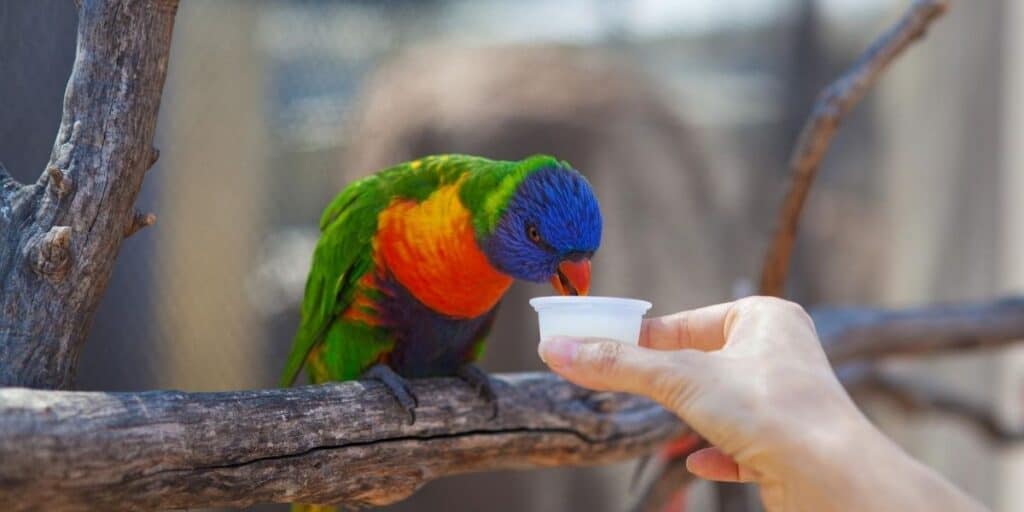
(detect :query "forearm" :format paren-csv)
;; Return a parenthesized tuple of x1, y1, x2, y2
(783, 416, 988, 512)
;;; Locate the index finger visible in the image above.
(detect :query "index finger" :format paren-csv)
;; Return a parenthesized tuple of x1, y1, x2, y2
(640, 301, 734, 351)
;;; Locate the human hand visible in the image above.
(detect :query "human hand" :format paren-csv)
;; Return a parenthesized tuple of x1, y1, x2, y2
(538, 296, 986, 512)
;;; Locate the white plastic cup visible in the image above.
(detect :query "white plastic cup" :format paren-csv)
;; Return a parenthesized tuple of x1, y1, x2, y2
(529, 296, 654, 345)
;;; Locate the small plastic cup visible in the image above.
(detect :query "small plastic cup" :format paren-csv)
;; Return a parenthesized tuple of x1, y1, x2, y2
(529, 296, 654, 345)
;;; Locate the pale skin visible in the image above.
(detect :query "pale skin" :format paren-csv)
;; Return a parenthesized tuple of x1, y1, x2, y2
(538, 296, 988, 512)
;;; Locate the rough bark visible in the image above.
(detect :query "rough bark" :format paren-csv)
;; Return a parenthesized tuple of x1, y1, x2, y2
(0, 0, 178, 388)
(4, 293, 1024, 511)
(0, 372, 684, 511)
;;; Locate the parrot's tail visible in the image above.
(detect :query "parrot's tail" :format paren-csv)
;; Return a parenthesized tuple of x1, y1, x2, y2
(291, 503, 338, 512)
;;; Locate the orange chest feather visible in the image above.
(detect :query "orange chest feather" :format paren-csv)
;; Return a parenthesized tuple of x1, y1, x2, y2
(374, 183, 513, 319)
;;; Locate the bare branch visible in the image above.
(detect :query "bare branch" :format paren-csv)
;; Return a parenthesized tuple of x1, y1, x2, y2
(759, 0, 949, 296)
(0, 373, 684, 511)
(843, 367, 1024, 443)
(710, 2, 948, 510)
(639, 3, 953, 510)
(814, 297, 1024, 364)
(0, 0, 179, 388)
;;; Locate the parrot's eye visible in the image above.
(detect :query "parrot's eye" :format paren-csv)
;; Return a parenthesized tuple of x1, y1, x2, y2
(527, 224, 542, 243)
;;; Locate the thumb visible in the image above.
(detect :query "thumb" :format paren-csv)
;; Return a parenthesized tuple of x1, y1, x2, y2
(538, 336, 708, 407)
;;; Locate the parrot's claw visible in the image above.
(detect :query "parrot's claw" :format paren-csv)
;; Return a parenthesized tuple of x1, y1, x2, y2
(363, 364, 418, 425)
(456, 364, 499, 419)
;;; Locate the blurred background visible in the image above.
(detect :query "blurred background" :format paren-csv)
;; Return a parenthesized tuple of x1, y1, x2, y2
(2, 0, 1021, 510)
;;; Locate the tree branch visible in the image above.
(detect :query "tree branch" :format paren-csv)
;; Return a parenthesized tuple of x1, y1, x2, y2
(646, 3, 952, 509)
(726, 5, 951, 506)
(814, 297, 1024, 365)
(758, 0, 948, 296)
(842, 366, 1024, 444)
(3, 292, 1023, 511)
(0, 0, 179, 388)
(0, 372, 684, 511)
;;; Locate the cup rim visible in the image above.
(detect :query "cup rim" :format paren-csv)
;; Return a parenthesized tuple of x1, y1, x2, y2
(529, 296, 653, 312)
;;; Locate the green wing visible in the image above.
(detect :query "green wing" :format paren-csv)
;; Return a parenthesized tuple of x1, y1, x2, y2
(279, 175, 387, 387)
(279, 155, 517, 386)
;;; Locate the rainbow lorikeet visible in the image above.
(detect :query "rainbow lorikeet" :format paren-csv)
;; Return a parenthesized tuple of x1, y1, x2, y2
(280, 154, 602, 424)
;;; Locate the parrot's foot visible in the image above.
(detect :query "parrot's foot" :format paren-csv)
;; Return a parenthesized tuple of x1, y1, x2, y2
(363, 364, 418, 425)
(456, 364, 498, 419)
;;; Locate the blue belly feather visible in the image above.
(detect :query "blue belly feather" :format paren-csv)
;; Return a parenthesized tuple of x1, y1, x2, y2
(376, 273, 497, 378)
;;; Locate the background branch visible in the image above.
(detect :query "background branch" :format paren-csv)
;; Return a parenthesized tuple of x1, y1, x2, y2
(643, 1, 952, 510)
(0, 373, 684, 511)
(758, 0, 949, 296)
(842, 366, 1024, 444)
(0, 0, 179, 388)
(816, 297, 1024, 364)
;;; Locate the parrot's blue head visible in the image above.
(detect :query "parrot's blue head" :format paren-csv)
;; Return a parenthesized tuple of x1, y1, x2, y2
(484, 162, 602, 295)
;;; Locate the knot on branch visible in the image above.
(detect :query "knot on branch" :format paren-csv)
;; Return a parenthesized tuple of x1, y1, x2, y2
(148, 147, 160, 169)
(26, 226, 73, 282)
(124, 210, 156, 238)
(46, 167, 74, 198)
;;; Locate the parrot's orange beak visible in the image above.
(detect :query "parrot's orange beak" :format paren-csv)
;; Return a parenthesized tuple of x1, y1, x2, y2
(550, 259, 591, 296)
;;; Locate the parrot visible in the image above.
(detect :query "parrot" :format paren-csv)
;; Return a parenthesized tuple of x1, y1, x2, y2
(280, 154, 603, 427)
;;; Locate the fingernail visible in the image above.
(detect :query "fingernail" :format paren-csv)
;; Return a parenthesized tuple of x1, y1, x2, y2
(539, 337, 581, 368)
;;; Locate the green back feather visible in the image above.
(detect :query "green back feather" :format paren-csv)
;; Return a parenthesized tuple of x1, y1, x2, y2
(279, 174, 383, 386)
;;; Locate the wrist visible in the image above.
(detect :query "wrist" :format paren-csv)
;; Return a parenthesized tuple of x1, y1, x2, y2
(769, 398, 880, 511)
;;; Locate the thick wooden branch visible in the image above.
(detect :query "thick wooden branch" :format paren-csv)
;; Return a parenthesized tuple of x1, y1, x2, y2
(814, 297, 1024, 365)
(0, 0, 178, 388)
(0, 372, 685, 511)
(3, 293, 1022, 511)
(758, 0, 948, 296)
